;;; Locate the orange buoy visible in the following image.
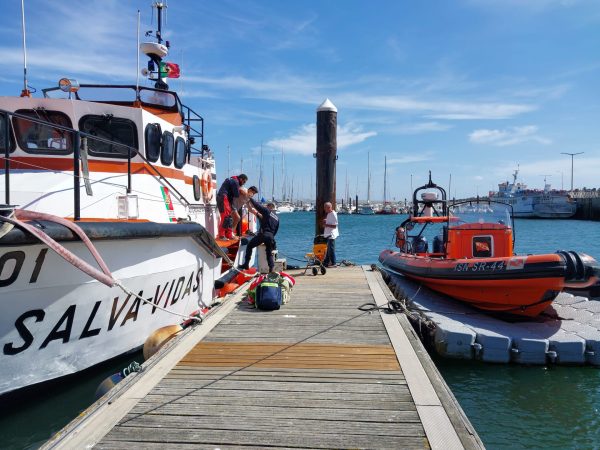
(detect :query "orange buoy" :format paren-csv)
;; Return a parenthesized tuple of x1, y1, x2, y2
(218, 282, 239, 297)
(143, 324, 183, 360)
(234, 267, 257, 284)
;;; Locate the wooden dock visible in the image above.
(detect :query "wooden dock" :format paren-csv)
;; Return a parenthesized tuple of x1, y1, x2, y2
(43, 266, 483, 450)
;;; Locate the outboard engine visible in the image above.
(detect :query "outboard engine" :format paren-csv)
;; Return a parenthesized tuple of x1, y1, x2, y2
(557, 250, 600, 284)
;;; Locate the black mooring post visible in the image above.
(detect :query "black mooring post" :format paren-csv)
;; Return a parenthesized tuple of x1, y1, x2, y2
(315, 99, 337, 236)
(73, 131, 81, 221)
(3, 112, 9, 205)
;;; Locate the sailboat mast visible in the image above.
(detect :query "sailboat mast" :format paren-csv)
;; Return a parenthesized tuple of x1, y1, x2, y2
(272, 155, 275, 201)
(291, 175, 295, 203)
(367, 151, 371, 203)
(259, 143, 264, 200)
(345, 168, 349, 205)
(281, 148, 285, 201)
(383, 155, 387, 204)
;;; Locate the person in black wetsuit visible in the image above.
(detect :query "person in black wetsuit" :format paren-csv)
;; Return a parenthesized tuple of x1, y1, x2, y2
(238, 200, 279, 272)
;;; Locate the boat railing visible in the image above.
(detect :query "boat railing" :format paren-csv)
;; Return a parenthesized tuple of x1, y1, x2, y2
(1, 108, 193, 220)
(41, 83, 206, 158)
(179, 102, 206, 159)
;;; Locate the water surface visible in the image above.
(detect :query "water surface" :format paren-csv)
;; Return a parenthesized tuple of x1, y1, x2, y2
(2, 212, 599, 449)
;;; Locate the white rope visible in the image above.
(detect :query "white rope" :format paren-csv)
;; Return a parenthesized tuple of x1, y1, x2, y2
(114, 280, 205, 323)
(2, 208, 263, 325)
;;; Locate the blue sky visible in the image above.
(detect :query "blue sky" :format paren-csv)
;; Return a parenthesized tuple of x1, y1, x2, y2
(1, 0, 599, 202)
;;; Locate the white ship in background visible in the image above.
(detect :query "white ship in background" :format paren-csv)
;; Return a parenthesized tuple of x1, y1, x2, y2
(490, 169, 577, 219)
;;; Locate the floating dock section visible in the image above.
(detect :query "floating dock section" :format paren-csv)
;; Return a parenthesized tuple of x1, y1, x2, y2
(383, 271, 600, 366)
(43, 266, 482, 450)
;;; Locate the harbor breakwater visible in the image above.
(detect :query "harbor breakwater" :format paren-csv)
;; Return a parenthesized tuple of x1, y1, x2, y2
(573, 191, 600, 221)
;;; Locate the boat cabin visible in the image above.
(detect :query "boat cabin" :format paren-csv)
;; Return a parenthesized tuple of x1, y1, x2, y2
(0, 82, 210, 223)
(401, 200, 515, 260)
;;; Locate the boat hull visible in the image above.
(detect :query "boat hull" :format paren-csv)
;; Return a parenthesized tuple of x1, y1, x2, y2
(378, 249, 598, 316)
(0, 222, 224, 397)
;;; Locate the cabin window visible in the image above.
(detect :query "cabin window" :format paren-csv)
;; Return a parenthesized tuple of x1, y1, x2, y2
(174, 137, 186, 169)
(0, 113, 15, 153)
(161, 131, 174, 165)
(139, 89, 177, 108)
(472, 236, 493, 258)
(144, 123, 161, 162)
(12, 109, 72, 155)
(79, 115, 138, 158)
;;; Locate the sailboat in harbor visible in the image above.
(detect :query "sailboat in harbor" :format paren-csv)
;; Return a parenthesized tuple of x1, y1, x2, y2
(357, 152, 376, 215)
(276, 149, 294, 213)
(376, 155, 398, 215)
(338, 169, 353, 214)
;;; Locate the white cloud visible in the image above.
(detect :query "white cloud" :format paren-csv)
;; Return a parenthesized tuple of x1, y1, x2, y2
(2, 1, 142, 84)
(182, 74, 535, 120)
(265, 123, 376, 155)
(184, 74, 330, 105)
(469, 125, 552, 146)
(340, 94, 535, 120)
(390, 122, 452, 134)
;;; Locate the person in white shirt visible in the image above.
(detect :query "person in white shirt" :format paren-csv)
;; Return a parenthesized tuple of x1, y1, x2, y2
(322, 202, 339, 267)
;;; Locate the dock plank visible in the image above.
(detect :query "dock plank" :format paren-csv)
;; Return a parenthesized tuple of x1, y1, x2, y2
(44, 266, 481, 450)
(114, 414, 424, 436)
(97, 428, 428, 449)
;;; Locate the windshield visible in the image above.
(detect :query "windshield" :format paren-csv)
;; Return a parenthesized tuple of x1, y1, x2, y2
(43, 85, 178, 109)
(448, 200, 512, 229)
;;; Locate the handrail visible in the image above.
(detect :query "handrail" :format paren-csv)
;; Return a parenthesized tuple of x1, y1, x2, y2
(179, 102, 204, 157)
(0, 107, 195, 217)
(3, 111, 9, 205)
(73, 132, 81, 220)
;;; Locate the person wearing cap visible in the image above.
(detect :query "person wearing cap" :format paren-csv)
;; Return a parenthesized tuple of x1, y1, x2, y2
(238, 199, 279, 272)
(216, 173, 248, 240)
(232, 185, 259, 237)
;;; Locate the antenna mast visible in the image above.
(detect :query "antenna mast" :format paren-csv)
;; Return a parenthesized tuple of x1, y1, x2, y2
(367, 151, 371, 203)
(20, 0, 30, 97)
(136, 10, 140, 97)
(141, 2, 170, 90)
(259, 143, 264, 199)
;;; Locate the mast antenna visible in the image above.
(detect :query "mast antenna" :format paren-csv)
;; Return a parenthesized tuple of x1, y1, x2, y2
(20, 0, 30, 97)
(136, 10, 140, 98)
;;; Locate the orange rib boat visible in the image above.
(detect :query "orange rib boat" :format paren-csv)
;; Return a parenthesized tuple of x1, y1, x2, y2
(379, 173, 599, 317)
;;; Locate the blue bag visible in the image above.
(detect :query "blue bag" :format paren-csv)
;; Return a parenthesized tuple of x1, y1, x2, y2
(255, 281, 282, 310)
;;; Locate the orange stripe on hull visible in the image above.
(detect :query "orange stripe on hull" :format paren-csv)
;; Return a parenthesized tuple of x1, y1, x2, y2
(64, 218, 151, 223)
(407, 274, 564, 317)
(8, 156, 197, 185)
